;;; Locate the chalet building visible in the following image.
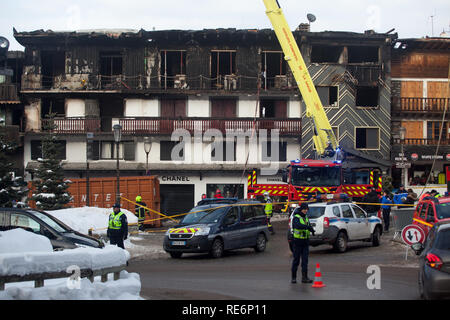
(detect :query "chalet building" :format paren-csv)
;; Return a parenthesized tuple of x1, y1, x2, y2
(391, 38, 450, 189)
(14, 28, 395, 214)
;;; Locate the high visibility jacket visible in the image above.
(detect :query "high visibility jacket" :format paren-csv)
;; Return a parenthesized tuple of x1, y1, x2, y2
(293, 214, 310, 240)
(108, 211, 125, 230)
(264, 198, 273, 216)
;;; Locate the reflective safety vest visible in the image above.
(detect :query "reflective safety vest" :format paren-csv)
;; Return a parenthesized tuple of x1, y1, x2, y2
(108, 211, 124, 230)
(264, 198, 273, 216)
(293, 214, 310, 240)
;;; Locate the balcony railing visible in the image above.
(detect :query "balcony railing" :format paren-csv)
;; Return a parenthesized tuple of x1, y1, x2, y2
(41, 118, 102, 134)
(120, 118, 302, 135)
(392, 97, 450, 113)
(0, 84, 19, 102)
(39, 117, 302, 135)
(393, 138, 450, 146)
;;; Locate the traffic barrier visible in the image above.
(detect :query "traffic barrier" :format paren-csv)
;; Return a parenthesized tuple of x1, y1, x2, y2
(311, 263, 326, 288)
(391, 208, 415, 241)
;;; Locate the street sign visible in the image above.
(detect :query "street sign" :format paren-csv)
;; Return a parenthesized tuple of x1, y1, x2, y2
(395, 162, 411, 169)
(401, 224, 426, 245)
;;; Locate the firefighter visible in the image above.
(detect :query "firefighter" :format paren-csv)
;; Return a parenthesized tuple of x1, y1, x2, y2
(135, 195, 147, 231)
(107, 203, 128, 249)
(291, 203, 315, 284)
(264, 191, 275, 235)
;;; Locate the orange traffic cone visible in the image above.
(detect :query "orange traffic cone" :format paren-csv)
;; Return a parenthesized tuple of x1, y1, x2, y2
(311, 263, 326, 288)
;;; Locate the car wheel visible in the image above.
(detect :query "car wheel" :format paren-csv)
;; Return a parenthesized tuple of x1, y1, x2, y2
(333, 231, 348, 253)
(372, 226, 381, 247)
(210, 238, 224, 258)
(254, 233, 267, 253)
(169, 252, 182, 259)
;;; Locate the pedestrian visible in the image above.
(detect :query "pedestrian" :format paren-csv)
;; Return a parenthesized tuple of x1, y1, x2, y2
(362, 187, 380, 217)
(404, 189, 418, 205)
(107, 203, 128, 249)
(214, 189, 224, 199)
(264, 191, 275, 235)
(135, 195, 147, 231)
(396, 185, 407, 194)
(381, 191, 393, 232)
(291, 203, 315, 284)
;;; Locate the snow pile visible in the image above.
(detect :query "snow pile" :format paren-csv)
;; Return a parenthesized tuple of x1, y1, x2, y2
(0, 271, 142, 300)
(0, 228, 53, 254)
(0, 228, 142, 300)
(45, 207, 138, 235)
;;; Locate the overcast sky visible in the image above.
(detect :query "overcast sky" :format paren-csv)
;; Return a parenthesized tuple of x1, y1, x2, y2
(1, 0, 449, 51)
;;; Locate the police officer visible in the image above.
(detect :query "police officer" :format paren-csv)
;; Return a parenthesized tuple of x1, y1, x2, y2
(264, 191, 275, 235)
(107, 203, 128, 249)
(291, 203, 315, 284)
(135, 195, 147, 231)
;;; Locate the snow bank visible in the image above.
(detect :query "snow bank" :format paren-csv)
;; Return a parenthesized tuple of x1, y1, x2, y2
(0, 271, 142, 300)
(0, 245, 129, 277)
(45, 207, 138, 235)
(0, 228, 53, 254)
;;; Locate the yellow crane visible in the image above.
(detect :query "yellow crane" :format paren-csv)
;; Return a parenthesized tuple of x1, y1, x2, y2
(262, 0, 339, 158)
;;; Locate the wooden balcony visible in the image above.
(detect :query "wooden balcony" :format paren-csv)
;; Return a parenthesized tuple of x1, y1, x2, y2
(392, 97, 450, 114)
(120, 118, 302, 136)
(41, 118, 102, 134)
(393, 138, 450, 146)
(0, 84, 19, 102)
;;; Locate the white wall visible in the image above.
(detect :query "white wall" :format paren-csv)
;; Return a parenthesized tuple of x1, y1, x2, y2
(288, 99, 301, 118)
(66, 142, 86, 162)
(187, 97, 209, 117)
(124, 99, 159, 117)
(238, 98, 259, 118)
(66, 99, 85, 117)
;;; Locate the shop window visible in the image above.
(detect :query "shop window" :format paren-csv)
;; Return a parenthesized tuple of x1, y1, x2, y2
(310, 45, 343, 63)
(355, 127, 379, 150)
(206, 184, 244, 199)
(262, 51, 287, 89)
(161, 50, 186, 89)
(347, 46, 379, 64)
(316, 86, 338, 107)
(160, 141, 184, 161)
(356, 86, 379, 107)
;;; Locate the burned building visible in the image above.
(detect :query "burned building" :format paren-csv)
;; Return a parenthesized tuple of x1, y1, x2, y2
(14, 28, 394, 214)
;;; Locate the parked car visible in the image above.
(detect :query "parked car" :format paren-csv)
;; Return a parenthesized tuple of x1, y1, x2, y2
(411, 221, 450, 300)
(288, 202, 383, 253)
(0, 208, 104, 250)
(163, 200, 269, 258)
(412, 196, 450, 238)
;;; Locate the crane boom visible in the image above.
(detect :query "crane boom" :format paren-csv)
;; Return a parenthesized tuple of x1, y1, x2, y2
(262, 0, 338, 157)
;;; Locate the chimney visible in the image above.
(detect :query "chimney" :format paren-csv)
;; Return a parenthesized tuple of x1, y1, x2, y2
(296, 23, 310, 32)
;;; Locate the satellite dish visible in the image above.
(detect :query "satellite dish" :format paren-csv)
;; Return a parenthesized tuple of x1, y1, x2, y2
(307, 14, 316, 23)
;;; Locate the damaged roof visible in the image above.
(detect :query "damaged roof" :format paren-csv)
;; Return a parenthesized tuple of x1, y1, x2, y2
(393, 37, 450, 50)
(13, 27, 396, 47)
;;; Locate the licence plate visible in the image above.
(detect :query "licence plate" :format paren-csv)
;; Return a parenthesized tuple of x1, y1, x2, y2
(171, 241, 186, 246)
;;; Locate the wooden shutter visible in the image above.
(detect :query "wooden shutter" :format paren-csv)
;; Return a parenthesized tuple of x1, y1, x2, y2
(211, 99, 236, 118)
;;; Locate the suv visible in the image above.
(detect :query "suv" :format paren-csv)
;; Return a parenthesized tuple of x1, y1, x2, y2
(163, 200, 269, 258)
(0, 208, 104, 250)
(413, 196, 450, 238)
(288, 202, 383, 253)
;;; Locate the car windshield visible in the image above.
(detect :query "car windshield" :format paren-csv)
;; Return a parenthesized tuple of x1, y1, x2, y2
(27, 210, 69, 233)
(291, 166, 340, 187)
(307, 207, 326, 219)
(180, 206, 229, 225)
(435, 229, 450, 250)
(436, 203, 450, 220)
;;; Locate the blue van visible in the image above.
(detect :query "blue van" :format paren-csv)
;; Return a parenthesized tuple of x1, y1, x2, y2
(163, 199, 270, 258)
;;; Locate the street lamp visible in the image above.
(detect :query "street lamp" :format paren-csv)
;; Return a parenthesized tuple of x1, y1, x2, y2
(113, 124, 122, 204)
(144, 137, 152, 175)
(399, 126, 407, 187)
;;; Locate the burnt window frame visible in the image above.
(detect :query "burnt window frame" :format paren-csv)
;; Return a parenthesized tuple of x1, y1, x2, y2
(261, 51, 287, 89)
(310, 45, 344, 64)
(160, 50, 187, 89)
(355, 85, 380, 108)
(316, 86, 339, 108)
(347, 46, 380, 64)
(210, 50, 237, 89)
